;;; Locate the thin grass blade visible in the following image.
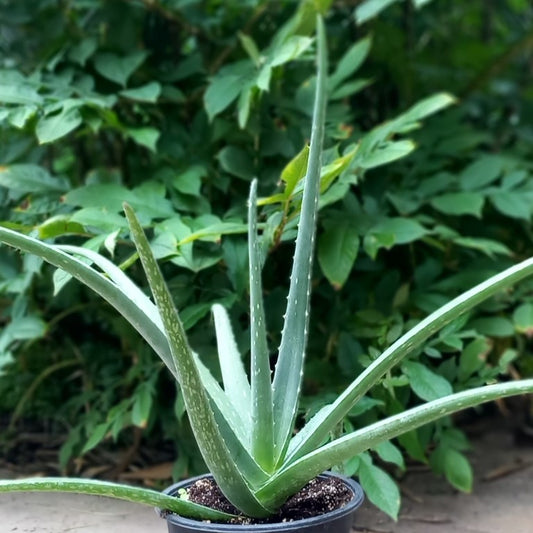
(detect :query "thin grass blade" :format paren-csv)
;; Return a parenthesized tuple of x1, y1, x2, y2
(124, 203, 272, 517)
(257, 379, 533, 509)
(285, 256, 533, 463)
(271, 14, 328, 464)
(248, 179, 274, 470)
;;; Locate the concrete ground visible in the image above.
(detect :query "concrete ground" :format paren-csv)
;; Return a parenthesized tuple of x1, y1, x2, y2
(0, 424, 531, 533)
(354, 425, 533, 533)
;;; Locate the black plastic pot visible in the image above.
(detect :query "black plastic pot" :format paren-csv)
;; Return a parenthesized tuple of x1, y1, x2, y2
(159, 472, 364, 533)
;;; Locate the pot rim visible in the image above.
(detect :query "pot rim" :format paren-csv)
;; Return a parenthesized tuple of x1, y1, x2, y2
(157, 471, 364, 531)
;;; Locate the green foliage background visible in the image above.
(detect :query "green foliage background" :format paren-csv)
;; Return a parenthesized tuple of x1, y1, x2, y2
(0, 0, 532, 516)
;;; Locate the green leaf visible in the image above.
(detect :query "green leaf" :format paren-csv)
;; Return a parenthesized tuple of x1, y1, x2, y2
(443, 448, 473, 492)
(490, 191, 531, 220)
(365, 218, 428, 259)
(469, 316, 515, 337)
(373, 441, 405, 469)
(192, 353, 258, 461)
(0, 226, 177, 411)
(8, 106, 37, 128)
(358, 457, 400, 519)
(238, 32, 261, 66)
(177, 222, 248, 245)
(498, 348, 518, 372)
(37, 216, 85, 239)
(131, 181, 174, 218)
(0, 81, 43, 105)
(93, 51, 148, 87)
(173, 166, 205, 196)
(52, 238, 105, 295)
(330, 79, 372, 100)
(256, 65, 272, 92)
(402, 360, 453, 401)
(355, 0, 401, 25)
(123, 204, 271, 517)
(453, 237, 511, 257)
(217, 146, 254, 180)
(0, 316, 47, 353)
(132, 383, 154, 428)
(0, 478, 235, 521)
(398, 430, 427, 463)
(360, 140, 416, 169)
(502, 170, 528, 189)
(460, 156, 504, 191)
(269, 36, 313, 67)
(36, 107, 82, 144)
(272, 16, 328, 465)
(126, 127, 160, 152)
(319, 146, 358, 192)
(430, 192, 484, 217)
(329, 36, 372, 90)
(238, 85, 254, 128)
(400, 93, 457, 123)
(211, 304, 251, 424)
(458, 337, 492, 381)
(281, 145, 310, 197)
(70, 208, 128, 231)
(65, 184, 133, 212)
(204, 74, 245, 121)
(68, 37, 98, 66)
(0, 164, 67, 193)
(120, 82, 161, 103)
(513, 303, 533, 335)
(248, 180, 274, 470)
(363, 232, 394, 260)
(81, 422, 109, 454)
(318, 219, 359, 289)
(258, 380, 533, 510)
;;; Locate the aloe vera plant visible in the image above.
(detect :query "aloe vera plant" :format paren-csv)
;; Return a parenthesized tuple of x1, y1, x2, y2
(1, 13, 533, 523)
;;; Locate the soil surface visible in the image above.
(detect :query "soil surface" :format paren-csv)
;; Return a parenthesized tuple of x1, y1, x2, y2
(184, 475, 352, 524)
(0, 418, 531, 533)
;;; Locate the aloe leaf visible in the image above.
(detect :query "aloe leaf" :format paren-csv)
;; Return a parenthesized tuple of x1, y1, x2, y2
(0, 226, 176, 378)
(212, 304, 252, 421)
(60, 245, 256, 455)
(248, 179, 275, 471)
(0, 478, 234, 521)
(285, 256, 533, 463)
(123, 203, 272, 517)
(258, 379, 533, 508)
(57, 246, 158, 315)
(0, 226, 266, 490)
(63, 245, 262, 476)
(271, 14, 328, 464)
(57, 244, 165, 337)
(194, 354, 268, 486)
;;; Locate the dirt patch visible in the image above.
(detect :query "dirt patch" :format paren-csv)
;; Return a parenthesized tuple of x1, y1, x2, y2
(185, 475, 352, 524)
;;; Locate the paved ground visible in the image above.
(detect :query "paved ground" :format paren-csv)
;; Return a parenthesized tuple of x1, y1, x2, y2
(354, 426, 533, 533)
(0, 423, 531, 533)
